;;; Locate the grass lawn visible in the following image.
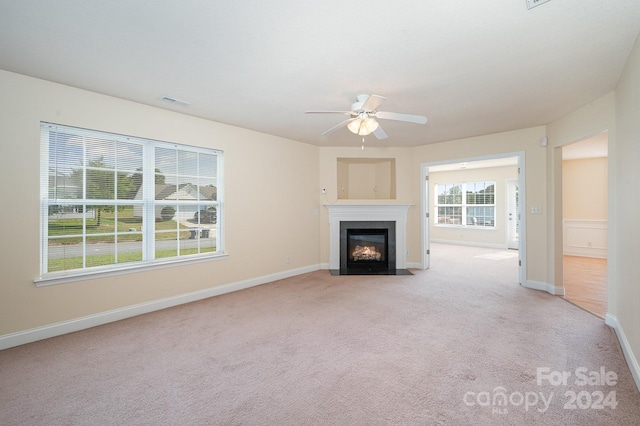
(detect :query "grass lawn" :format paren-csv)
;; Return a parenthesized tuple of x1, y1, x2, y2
(48, 246, 217, 272)
(47, 207, 216, 272)
(48, 207, 192, 244)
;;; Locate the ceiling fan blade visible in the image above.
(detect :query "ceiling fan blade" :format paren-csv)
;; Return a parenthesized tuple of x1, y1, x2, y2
(360, 94, 386, 112)
(375, 111, 428, 124)
(305, 110, 353, 115)
(321, 118, 356, 136)
(373, 125, 388, 140)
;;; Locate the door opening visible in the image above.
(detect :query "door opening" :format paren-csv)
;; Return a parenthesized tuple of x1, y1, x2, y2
(421, 153, 524, 285)
(560, 132, 608, 318)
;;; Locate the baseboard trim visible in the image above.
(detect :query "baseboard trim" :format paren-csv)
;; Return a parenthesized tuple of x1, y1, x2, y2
(430, 239, 506, 249)
(605, 314, 640, 393)
(0, 264, 320, 351)
(523, 280, 564, 296)
(563, 248, 607, 259)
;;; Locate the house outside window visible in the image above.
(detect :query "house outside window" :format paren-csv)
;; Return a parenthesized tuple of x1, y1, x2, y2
(435, 181, 495, 227)
(40, 122, 223, 281)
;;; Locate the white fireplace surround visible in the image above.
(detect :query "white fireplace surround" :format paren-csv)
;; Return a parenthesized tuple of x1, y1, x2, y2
(326, 204, 412, 270)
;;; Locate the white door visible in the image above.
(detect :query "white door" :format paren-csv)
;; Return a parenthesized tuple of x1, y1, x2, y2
(506, 179, 519, 250)
(423, 172, 431, 269)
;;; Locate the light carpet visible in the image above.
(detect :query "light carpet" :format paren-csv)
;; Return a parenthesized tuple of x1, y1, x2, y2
(1, 245, 638, 425)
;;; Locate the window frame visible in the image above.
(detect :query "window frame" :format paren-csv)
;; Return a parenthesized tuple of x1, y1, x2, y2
(434, 181, 496, 228)
(37, 122, 225, 286)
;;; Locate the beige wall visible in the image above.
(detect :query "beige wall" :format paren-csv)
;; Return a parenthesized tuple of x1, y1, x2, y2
(562, 158, 608, 220)
(0, 70, 320, 336)
(429, 166, 518, 247)
(614, 32, 640, 381)
(546, 31, 640, 387)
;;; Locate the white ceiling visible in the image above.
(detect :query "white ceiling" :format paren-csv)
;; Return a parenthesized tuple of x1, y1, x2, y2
(1, 1, 639, 148)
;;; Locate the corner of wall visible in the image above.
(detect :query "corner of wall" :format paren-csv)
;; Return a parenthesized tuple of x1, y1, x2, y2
(605, 314, 640, 392)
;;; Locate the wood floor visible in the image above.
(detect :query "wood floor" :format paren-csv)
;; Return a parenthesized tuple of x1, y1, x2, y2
(562, 255, 607, 319)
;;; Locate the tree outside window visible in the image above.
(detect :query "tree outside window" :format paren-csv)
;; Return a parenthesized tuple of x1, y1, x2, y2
(435, 181, 495, 227)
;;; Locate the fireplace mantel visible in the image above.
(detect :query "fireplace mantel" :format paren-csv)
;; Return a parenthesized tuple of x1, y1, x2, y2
(326, 204, 412, 270)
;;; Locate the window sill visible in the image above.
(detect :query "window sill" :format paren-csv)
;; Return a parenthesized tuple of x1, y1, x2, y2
(34, 253, 229, 287)
(434, 224, 496, 230)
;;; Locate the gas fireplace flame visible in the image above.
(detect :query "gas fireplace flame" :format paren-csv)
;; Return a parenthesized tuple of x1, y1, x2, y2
(352, 245, 382, 261)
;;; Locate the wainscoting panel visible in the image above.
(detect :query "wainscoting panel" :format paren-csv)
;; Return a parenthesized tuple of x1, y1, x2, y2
(563, 219, 607, 258)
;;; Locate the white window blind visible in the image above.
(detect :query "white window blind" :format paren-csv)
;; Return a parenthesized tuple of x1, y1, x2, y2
(40, 122, 223, 280)
(435, 181, 495, 227)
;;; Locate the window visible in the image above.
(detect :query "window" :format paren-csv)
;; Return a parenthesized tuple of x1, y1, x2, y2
(40, 122, 223, 281)
(435, 181, 495, 227)
(435, 183, 463, 225)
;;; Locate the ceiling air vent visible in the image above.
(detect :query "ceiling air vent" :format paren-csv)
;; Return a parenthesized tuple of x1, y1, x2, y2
(526, 0, 551, 9)
(160, 95, 191, 108)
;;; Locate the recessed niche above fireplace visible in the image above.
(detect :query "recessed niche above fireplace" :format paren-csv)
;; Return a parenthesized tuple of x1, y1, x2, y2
(337, 158, 396, 200)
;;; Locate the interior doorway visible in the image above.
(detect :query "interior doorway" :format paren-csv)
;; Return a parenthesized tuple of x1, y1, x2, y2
(560, 132, 608, 318)
(421, 153, 524, 285)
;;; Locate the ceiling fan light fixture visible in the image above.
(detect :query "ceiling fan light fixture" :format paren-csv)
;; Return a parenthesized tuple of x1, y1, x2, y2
(347, 119, 360, 134)
(348, 117, 379, 136)
(363, 117, 379, 134)
(306, 93, 426, 140)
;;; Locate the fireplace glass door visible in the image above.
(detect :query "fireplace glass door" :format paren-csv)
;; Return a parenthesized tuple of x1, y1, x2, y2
(346, 229, 388, 271)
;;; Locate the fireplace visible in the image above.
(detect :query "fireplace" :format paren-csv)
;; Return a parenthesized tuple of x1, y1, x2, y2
(326, 204, 412, 275)
(340, 221, 396, 274)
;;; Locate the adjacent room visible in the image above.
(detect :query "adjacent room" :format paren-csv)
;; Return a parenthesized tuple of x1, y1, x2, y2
(561, 133, 609, 318)
(1, 1, 639, 424)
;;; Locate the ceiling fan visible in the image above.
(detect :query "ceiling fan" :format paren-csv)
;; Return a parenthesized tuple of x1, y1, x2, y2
(305, 94, 427, 140)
